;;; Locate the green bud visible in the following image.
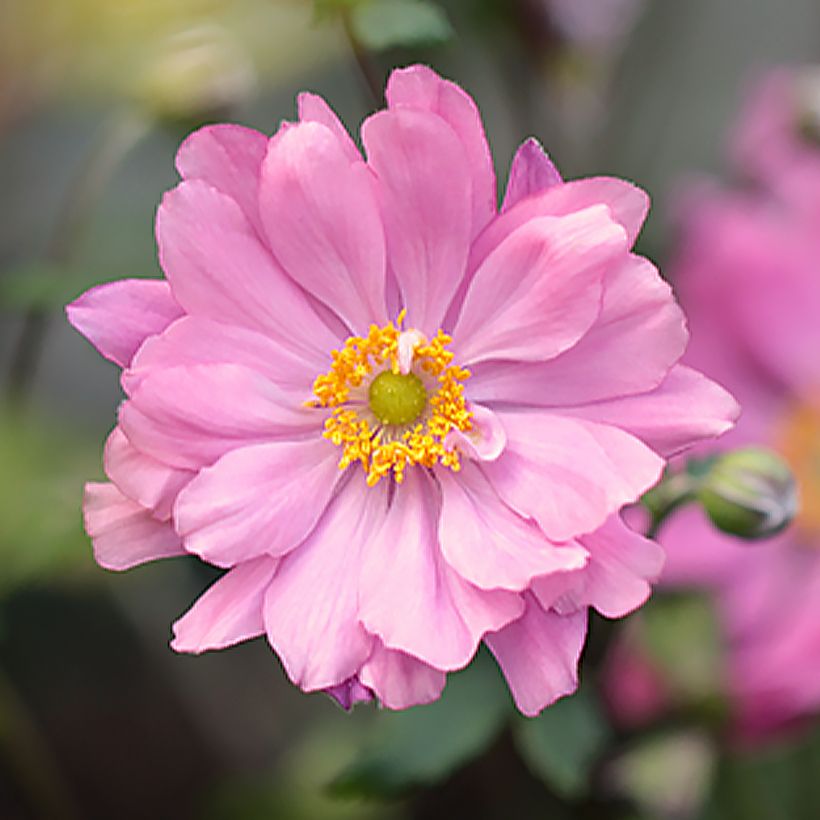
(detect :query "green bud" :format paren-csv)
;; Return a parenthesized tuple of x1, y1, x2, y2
(697, 447, 798, 540)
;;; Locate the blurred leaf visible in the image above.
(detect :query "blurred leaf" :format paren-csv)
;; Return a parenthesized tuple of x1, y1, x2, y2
(609, 730, 716, 819)
(350, 0, 453, 51)
(701, 724, 820, 820)
(329, 652, 509, 798)
(0, 263, 126, 312)
(642, 593, 722, 704)
(0, 408, 98, 596)
(513, 687, 609, 799)
(205, 717, 404, 820)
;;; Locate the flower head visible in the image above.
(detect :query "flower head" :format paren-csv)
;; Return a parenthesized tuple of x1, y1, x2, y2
(67, 65, 736, 715)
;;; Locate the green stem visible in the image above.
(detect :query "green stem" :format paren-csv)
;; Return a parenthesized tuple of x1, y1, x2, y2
(5, 108, 150, 406)
(643, 471, 699, 540)
(340, 11, 383, 110)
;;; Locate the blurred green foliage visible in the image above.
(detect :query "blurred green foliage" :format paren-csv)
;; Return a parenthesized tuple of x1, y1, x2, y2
(0, 408, 98, 598)
(514, 686, 609, 799)
(330, 651, 509, 798)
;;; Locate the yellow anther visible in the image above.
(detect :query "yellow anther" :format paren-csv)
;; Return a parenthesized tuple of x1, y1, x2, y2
(312, 318, 472, 485)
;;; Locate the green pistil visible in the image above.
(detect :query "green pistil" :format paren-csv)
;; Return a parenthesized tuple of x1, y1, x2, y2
(368, 371, 427, 426)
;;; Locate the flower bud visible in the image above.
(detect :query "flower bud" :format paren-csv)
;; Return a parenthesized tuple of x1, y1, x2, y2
(697, 447, 798, 540)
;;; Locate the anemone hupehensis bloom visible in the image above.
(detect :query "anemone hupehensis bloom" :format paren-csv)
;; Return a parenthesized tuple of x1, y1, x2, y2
(67, 65, 737, 715)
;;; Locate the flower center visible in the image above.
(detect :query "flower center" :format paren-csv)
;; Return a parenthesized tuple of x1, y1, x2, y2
(368, 370, 427, 426)
(776, 399, 820, 538)
(311, 313, 472, 486)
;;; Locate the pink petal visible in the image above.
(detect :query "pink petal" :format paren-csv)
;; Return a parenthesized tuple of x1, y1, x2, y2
(171, 556, 279, 653)
(485, 595, 586, 716)
(438, 463, 589, 591)
(386, 64, 496, 237)
(501, 138, 562, 211)
(175, 124, 268, 237)
(66, 279, 183, 368)
(454, 207, 625, 366)
(262, 477, 386, 691)
(361, 107, 472, 334)
(119, 364, 320, 470)
(484, 412, 665, 542)
(466, 254, 686, 406)
(359, 470, 523, 670)
(173, 439, 342, 567)
(104, 427, 193, 520)
(259, 122, 387, 334)
(84, 482, 184, 570)
(326, 678, 374, 710)
(123, 315, 321, 400)
(444, 402, 507, 462)
(469, 176, 649, 275)
(533, 515, 665, 618)
(157, 179, 337, 358)
(558, 365, 740, 458)
(297, 92, 361, 163)
(359, 640, 447, 710)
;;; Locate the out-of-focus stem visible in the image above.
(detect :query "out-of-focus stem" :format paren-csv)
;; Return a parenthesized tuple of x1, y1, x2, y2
(5, 109, 149, 406)
(643, 472, 698, 540)
(0, 665, 82, 820)
(340, 11, 383, 110)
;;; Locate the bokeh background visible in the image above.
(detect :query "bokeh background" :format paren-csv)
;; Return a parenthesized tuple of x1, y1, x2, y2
(2, 1, 820, 818)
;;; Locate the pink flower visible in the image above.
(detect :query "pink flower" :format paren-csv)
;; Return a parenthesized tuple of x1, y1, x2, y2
(67, 65, 736, 715)
(731, 65, 820, 206)
(651, 129, 820, 739)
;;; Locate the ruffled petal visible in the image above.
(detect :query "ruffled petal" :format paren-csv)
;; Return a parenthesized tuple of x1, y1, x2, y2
(84, 482, 184, 570)
(558, 365, 740, 458)
(297, 92, 361, 162)
(469, 176, 649, 276)
(438, 463, 589, 591)
(259, 121, 387, 334)
(119, 364, 320, 470)
(466, 254, 686, 406)
(157, 179, 337, 358)
(104, 427, 193, 520)
(175, 124, 268, 236)
(171, 556, 279, 653)
(123, 315, 320, 400)
(484, 411, 664, 542)
(533, 515, 665, 618)
(359, 640, 447, 710)
(262, 477, 385, 691)
(173, 439, 342, 567)
(361, 107, 472, 334)
(453, 207, 624, 365)
(501, 138, 562, 211)
(485, 595, 586, 717)
(66, 279, 183, 368)
(359, 469, 523, 670)
(386, 64, 496, 236)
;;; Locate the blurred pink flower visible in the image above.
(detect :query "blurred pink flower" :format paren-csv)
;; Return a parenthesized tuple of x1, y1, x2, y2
(732, 65, 820, 204)
(67, 65, 736, 714)
(545, 0, 646, 49)
(638, 104, 820, 737)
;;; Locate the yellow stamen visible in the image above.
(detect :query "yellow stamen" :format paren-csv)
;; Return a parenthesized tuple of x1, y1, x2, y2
(312, 317, 472, 486)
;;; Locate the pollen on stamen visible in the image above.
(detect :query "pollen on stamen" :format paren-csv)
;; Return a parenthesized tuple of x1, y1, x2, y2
(311, 316, 472, 486)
